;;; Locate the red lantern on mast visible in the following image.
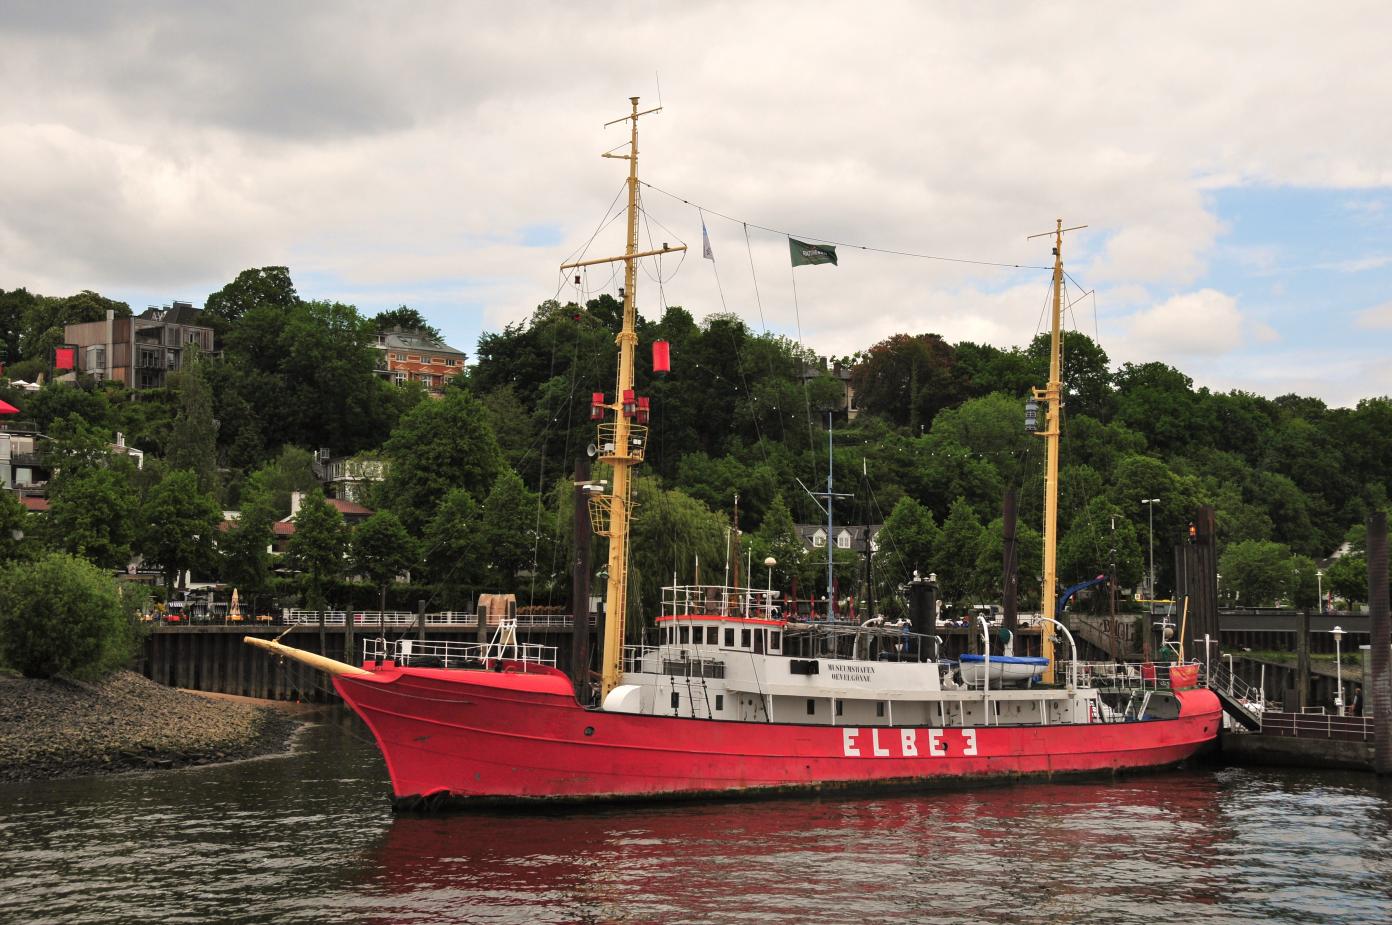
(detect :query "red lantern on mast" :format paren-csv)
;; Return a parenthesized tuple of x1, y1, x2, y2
(636, 396, 650, 424)
(652, 340, 671, 377)
(590, 392, 606, 421)
(622, 389, 637, 419)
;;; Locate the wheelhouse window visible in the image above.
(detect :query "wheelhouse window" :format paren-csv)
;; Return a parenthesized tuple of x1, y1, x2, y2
(806, 699, 816, 716)
(715, 694, 724, 711)
(671, 691, 680, 709)
(770, 631, 781, 651)
(724, 628, 735, 647)
(679, 626, 689, 645)
(741, 629, 751, 648)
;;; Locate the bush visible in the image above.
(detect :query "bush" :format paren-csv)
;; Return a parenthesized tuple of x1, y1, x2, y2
(0, 552, 141, 679)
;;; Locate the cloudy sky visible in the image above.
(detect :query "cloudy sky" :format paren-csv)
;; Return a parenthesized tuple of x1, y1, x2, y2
(2, 2, 1389, 405)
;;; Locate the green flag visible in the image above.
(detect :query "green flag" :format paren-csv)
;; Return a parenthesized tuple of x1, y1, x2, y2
(789, 237, 838, 267)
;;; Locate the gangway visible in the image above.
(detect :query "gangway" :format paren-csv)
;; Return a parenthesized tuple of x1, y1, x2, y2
(1202, 661, 1264, 731)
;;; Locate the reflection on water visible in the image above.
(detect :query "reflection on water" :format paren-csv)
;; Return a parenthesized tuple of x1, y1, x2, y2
(2, 712, 1390, 925)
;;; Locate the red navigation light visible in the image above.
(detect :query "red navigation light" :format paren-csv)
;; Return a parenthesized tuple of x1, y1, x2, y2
(652, 340, 670, 377)
(590, 392, 606, 421)
(622, 389, 636, 419)
(636, 396, 650, 424)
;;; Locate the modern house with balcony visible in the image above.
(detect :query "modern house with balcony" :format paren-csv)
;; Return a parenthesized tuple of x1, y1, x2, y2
(0, 417, 49, 497)
(374, 329, 466, 395)
(64, 302, 215, 390)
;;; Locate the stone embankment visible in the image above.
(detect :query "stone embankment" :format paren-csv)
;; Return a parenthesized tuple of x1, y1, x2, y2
(0, 670, 301, 782)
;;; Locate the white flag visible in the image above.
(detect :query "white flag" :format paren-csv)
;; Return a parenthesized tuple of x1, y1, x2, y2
(702, 220, 714, 260)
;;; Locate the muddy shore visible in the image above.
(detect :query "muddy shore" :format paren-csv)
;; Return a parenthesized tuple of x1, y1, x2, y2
(0, 671, 303, 782)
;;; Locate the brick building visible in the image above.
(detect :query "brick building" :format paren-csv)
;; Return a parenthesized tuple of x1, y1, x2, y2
(374, 329, 466, 394)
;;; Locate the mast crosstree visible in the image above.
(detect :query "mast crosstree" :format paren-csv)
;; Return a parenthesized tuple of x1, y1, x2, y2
(561, 97, 686, 702)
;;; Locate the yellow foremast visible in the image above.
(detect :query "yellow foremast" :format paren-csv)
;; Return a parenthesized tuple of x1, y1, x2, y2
(1029, 219, 1085, 684)
(561, 98, 685, 703)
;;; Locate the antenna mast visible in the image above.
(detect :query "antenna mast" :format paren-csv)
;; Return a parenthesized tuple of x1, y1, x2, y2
(561, 98, 685, 703)
(1026, 219, 1085, 684)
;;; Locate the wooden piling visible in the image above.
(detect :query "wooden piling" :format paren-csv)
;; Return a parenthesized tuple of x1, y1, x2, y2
(1368, 511, 1390, 774)
(1295, 608, 1311, 713)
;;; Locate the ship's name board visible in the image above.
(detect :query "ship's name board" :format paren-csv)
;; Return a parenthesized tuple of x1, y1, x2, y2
(825, 662, 875, 683)
(841, 727, 978, 759)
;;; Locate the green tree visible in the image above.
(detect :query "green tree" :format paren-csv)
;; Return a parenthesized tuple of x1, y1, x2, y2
(373, 305, 442, 341)
(422, 489, 486, 610)
(0, 552, 140, 679)
(1218, 539, 1292, 607)
(286, 490, 347, 611)
(0, 490, 33, 563)
(25, 384, 114, 435)
(627, 477, 728, 626)
(877, 496, 939, 583)
(1057, 497, 1145, 598)
(1112, 361, 1198, 454)
(0, 287, 38, 369)
(1026, 330, 1115, 421)
(19, 290, 131, 362)
(46, 466, 137, 570)
(1326, 554, 1367, 607)
(477, 469, 540, 593)
(851, 333, 965, 431)
(136, 470, 222, 593)
(220, 296, 405, 456)
(974, 517, 1043, 607)
(936, 498, 985, 605)
(751, 493, 808, 591)
(237, 446, 320, 517)
(220, 502, 276, 608)
(378, 387, 503, 531)
(204, 266, 298, 326)
(1288, 554, 1320, 610)
(166, 352, 220, 496)
(350, 511, 420, 611)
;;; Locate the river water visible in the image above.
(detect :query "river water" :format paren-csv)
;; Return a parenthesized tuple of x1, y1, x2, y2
(2, 713, 1391, 925)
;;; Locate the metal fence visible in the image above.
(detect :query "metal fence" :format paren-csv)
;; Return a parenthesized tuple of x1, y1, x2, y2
(1257, 711, 1374, 742)
(146, 610, 596, 628)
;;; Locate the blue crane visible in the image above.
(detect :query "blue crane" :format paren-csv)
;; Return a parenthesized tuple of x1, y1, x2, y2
(1057, 574, 1108, 614)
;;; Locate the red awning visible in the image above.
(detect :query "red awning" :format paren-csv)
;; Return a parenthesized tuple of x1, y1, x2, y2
(0, 399, 19, 415)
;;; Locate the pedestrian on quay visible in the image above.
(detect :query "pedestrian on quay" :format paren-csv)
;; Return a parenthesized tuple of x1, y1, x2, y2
(1351, 685, 1364, 717)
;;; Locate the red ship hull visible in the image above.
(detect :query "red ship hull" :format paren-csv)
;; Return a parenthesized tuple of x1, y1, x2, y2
(334, 666, 1222, 808)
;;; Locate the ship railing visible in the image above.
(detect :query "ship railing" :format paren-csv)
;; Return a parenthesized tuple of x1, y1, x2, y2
(661, 583, 783, 620)
(1074, 660, 1196, 691)
(622, 644, 662, 673)
(362, 637, 558, 669)
(1201, 660, 1266, 710)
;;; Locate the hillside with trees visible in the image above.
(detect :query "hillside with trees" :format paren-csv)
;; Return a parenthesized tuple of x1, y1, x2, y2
(3, 268, 1390, 625)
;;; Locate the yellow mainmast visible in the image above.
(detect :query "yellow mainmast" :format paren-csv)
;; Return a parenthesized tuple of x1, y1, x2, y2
(1028, 219, 1085, 684)
(561, 98, 685, 703)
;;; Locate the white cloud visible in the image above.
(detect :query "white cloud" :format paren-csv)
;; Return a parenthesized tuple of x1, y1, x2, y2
(1355, 302, 1392, 330)
(1123, 290, 1244, 355)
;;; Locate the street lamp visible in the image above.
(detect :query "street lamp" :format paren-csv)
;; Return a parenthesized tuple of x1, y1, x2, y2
(764, 556, 776, 592)
(1216, 572, 1223, 606)
(1331, 625, 1345, 713)
(1141, 498, 1160, 602)
(1316, 569, 1324, 613)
